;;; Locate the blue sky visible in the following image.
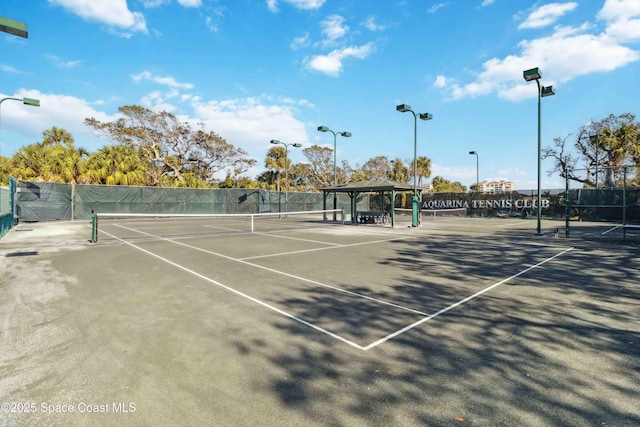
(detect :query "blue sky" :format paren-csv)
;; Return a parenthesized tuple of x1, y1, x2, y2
(1, 0, 639, 190)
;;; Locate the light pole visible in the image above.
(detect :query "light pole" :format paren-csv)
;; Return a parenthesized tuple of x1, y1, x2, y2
(523, 67, 555, 235)
(1, 97, 40, 212)
(469, 151, 479, 212)
(396, 104, 432, 227)
(270, 140, 301, 213)
(589, 134, 599, 191)
(317, 126, 351, 220)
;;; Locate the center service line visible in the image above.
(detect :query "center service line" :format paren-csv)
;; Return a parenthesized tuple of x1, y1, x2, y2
(363, 247, 575, 351)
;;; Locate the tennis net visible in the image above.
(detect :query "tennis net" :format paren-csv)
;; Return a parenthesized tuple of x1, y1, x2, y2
(91, 209, 344, 243)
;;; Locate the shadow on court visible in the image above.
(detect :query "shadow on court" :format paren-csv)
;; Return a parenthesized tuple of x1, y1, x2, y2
(254, 233, 639, 426)
(1, 219, 638, 426)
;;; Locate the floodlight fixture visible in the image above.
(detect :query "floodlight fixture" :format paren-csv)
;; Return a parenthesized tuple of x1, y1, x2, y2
(0, 16, 28, 38)
(541, 86, 555, 97)
(523, 67, 541, 82)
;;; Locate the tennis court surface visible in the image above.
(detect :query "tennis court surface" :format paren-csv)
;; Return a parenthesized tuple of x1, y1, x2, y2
(1, 215, 639, 426)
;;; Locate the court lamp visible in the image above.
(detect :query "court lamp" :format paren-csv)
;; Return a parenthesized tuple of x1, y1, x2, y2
(396, 104, 432, 227)
(0, 97, 40, 209)
(589, 134, 599, 191)
(270, 139, 302, 213)
(469, 151, 479, 210)
(523, 67, 555, 235)
(317, 126, 352, 220)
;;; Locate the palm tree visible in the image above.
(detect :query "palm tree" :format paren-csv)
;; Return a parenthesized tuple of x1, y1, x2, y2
(264, 146, 288, 192)
(42, 126, 74, 148)
(416, 156, 432, 188)
(388, 158, 409, 182)
(84, 145, 150, 185)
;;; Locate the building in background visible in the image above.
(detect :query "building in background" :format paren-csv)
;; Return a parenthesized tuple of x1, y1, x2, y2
(479, 180, 515, 194)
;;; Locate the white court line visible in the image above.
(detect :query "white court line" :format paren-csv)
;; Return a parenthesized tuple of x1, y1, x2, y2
(363, 246, 574, 350)
(253, 232, 343, 246)
(101, 229, 367, 350)
(241, 236, 410, 261)
(113, 224, 429, 316)
(202, 224, 246, 232)
(602, 225, 623, 235)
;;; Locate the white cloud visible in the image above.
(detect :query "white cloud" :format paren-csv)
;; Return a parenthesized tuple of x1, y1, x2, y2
(433, 75, 451, 88)
(191, 97, 310, 168)
(480, 0, 496, 6)
(1, 64, 18, 73)
(361, 16, 387, 32)
(46, 55, 83, 69)
(428, 3, 449, 14)
(266, 0, 278, 13)
(48, 0, 148, 33)
(604, 17, 640, 40)
(597, 0, 640, 20)
(131, 71, 194, 90)
(267, 0, 325, 13)
(320, 15, 349, 47)
(290, 33, 310, 50)
(436, 22, 639, 101)
(519, 2, 578, 30)
(141, 0, 170, 7)
(177, 0, 202, 7)
(0, 89, 114, 153)
(304, 43, 375, 76)
(598, 0, 640, 42)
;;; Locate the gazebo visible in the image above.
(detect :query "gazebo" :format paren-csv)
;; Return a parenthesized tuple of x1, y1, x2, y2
(321, 180, 419, 227)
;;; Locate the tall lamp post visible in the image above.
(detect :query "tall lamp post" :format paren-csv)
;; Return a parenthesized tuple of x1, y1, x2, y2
(523, 67, 555, 235)
(469, 151, 479, 211)
(317, 126, 351, 220)
(1, 97, 40, 212)
(396, 104, 432, 227)
(270, 140, 301, 213)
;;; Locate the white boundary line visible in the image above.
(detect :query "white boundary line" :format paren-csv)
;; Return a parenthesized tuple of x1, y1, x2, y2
(362, 247, 575, 350)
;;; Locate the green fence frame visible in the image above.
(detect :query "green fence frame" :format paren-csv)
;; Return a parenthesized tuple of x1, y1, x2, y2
(564, 166, 640, 237)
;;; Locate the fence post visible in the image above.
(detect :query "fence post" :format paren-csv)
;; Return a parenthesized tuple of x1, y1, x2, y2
(623, 167, 627, 225)
(565, 170, 570, 237)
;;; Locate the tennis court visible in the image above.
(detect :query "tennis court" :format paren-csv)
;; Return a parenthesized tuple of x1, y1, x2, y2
(1, 213, 639, 426)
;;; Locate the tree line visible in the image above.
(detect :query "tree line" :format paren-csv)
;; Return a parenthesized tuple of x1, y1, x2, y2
(2, 105, 636, 191)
